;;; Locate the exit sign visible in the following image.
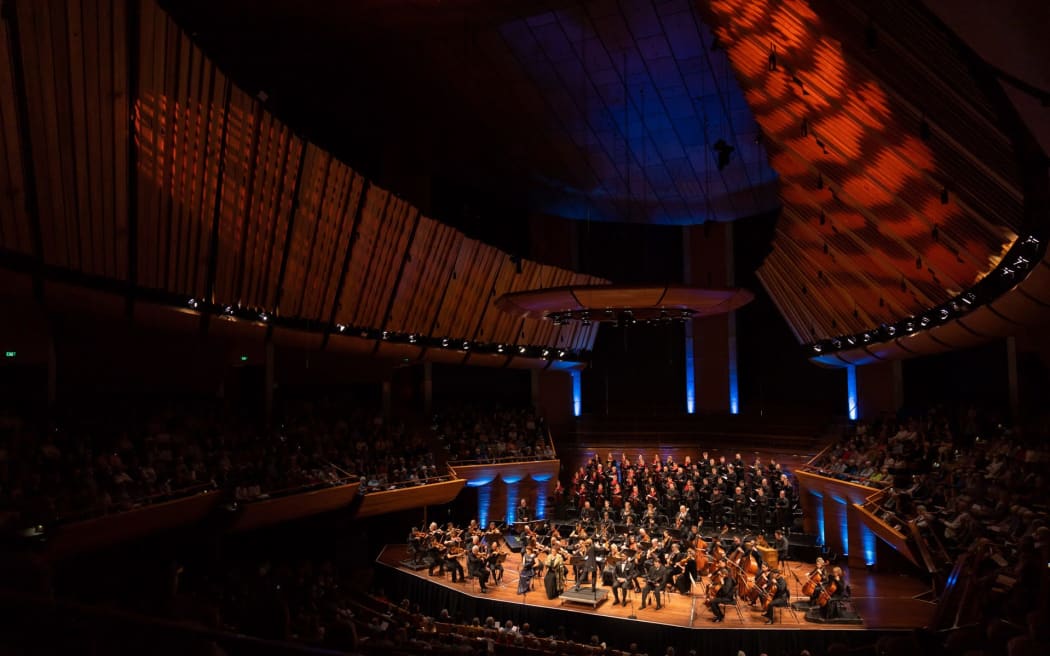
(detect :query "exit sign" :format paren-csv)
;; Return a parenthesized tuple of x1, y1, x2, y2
(3, 351, 14, 358)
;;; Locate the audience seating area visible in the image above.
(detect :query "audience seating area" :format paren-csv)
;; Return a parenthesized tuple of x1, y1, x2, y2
(807, 406, 1049, 654)
(0, 402, 555, 531)
(434, 405, 555, 465)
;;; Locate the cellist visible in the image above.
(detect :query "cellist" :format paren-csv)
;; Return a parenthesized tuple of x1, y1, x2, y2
(804, 557, 828, 606)
(761, 568, 790, 624)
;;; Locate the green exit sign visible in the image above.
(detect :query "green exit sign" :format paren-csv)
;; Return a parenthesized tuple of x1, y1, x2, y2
(3, 351, 15, 358)
(240, 355, 248, 362)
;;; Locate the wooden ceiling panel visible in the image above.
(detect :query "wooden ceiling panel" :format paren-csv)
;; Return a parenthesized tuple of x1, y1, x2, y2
(0, 25, 32, 256)
(702, 0, 1025, 344)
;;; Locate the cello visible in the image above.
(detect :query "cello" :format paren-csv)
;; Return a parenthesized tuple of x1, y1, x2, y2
(817, 580, 837, 607)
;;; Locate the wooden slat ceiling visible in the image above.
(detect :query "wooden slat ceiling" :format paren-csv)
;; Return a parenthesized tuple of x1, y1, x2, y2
(0, 0, 604, 357)
(698, 0, 1027, 344)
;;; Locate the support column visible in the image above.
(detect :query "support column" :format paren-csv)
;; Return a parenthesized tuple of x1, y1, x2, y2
(381, 379, 392, 419)
(1006, 336, 1019, 422)
(47, 335, 57, 408)
(846, 503, 877, 568)
(846, 365, 858, 421)
(264, 341, 275, 425)
(822, 495, 847, 559)
(571, 369, 582, 417)
(800, 490, 821, 537)
(684, 223, 736, 413)
(422, 361, 433, 416)
(856, 360, 903, 419)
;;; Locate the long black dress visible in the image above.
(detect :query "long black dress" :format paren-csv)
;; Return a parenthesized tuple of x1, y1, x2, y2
(518, 552, 537, 595)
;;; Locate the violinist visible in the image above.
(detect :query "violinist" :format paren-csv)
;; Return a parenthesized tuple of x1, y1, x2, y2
(761, 568, 790, 624)
(487, 542, 505, 584)
(467, 545, 489, 592)
(674, 504, 692, 529)
(708, 567, 737, 622)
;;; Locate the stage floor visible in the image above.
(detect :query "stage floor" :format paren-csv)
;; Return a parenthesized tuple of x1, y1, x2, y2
(376, 544, 935, 631)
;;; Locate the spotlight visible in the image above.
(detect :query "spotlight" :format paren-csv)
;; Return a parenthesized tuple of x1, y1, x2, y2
(542, 349, 551, 358)
(846, 336, 857, 346)
(224, 305, 235, 315)
(904, 321, 915, 333)
(1023, 235, 1040, 248)
(336, 324, 346, 333)
(497, 344, 505, 353)
(831, 339, 841, 349)
(381, 331, 390, 340)
(961, 292, 975, 305)
(557, 349, 566, 358)
(862, 332, 872, 343)
(1012, 255, 1030, 270)
(939, 308, 949, 321)
(441, 337, 450, 348)
(408, 334, 417, 344)
(812, 344, 823, 353)
(187, 298, 199, 309)
(518, 345, 527, 354)
(259, 312, 269, 322)
(1000, 266, 1015, 280)
(462, 340, 470, 350)
(884, 325, 896, 336)
(920, 316, 931, 328)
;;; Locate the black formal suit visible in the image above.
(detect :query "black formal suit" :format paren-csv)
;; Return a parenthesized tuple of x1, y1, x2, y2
(641, 564, 668, 609)
(610, 559, 635, 604)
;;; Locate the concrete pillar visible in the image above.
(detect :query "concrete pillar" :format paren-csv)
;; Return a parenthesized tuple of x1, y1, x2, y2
(823, 495, 847, 559)
(264, 341, 275, 424)
(422, 361, 433, 416)
(800, 490, 820, 536)
(381, 380, 392, 419)
(684, 222, 736, 413)
(857, 360, 903, 419)
(47, 336, 57, 408)
(1006, 336, 1019, 422)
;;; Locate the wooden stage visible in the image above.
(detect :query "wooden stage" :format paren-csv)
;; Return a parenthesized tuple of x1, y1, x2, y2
(376, 544, 934, 632)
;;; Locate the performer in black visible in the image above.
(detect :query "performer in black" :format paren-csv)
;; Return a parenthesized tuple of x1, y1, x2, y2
(467, 545, 489, 592)
(518, 546, 538, 595)
(487, 545, 505, 584)
(640, 556, 668, 610)
(762, 569, 790, 624)
(516, 497, 532, 523)
(807, 557, 828, 607)
(610, 555, 635, 606)
(444, 544, 464, 583)
(573, 539, 598, 592)
(821, 566, 846, 619)
(772, 529, 790, 563)
(708, 567, 737, 622)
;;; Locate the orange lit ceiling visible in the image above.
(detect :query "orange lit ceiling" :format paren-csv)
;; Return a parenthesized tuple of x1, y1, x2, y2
(697, 0, 1027, 344)
(0, 0, 604, 365)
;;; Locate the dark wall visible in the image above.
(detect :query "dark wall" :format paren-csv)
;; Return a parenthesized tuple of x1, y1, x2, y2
(581, 321, 685, 415)
(431, 364, 531, 407)
(901, 339, 1010, 419)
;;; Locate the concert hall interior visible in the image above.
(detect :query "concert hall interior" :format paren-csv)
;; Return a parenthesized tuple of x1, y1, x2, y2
(1, 1, 1049, 655)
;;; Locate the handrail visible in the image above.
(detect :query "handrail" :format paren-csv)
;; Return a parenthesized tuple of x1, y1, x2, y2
(446, 453, 554, 466)
(52, 482, 217, 525)
(358, 470, 456, 493)
(237, 474, 360, 503)
(797, 463, 891, 489)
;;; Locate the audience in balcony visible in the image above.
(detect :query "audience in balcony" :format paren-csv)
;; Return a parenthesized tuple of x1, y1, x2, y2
(0, 399, 447, 529)
(433, 405, 553, 464)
